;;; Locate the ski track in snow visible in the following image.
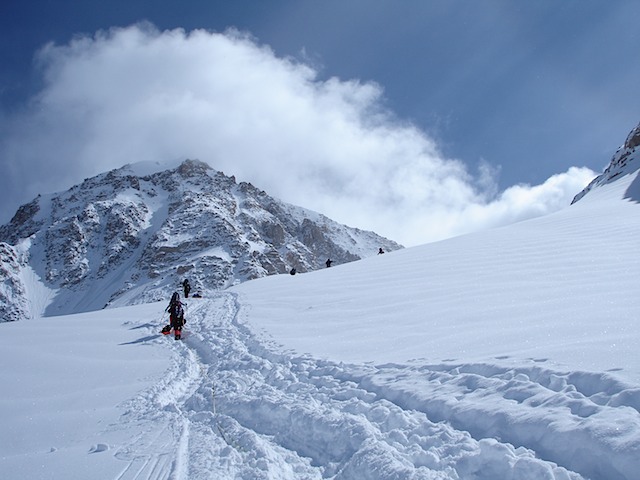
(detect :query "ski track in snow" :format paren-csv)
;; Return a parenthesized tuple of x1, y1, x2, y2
(110, 293, 640, 480)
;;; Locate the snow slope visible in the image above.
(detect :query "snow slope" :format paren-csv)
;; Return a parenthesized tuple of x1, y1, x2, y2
(0, 304, 168, 479)
(233, 171, 640, 381)
(2, 168, 640, 479)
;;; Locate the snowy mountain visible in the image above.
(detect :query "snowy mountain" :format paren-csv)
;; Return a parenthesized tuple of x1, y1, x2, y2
(0, 159, 401, 321)
(572, 121, 640, 203)
(2, 123, 640, 480)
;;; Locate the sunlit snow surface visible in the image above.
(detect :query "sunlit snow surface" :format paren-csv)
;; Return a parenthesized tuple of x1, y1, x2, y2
(2, 171, 640, 479)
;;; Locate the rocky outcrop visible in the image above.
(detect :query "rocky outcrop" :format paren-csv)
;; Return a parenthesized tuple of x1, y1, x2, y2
(0, 243, 29, 322)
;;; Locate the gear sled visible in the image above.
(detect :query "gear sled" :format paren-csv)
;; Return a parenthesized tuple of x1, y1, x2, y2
(161, 324, 184, 340)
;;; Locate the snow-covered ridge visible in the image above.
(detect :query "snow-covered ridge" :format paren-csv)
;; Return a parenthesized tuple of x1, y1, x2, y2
(572, 121, 640, 203)
(0, 159, 401, 320)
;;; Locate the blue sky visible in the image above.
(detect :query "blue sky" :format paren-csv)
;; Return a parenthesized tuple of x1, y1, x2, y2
(1, 1, 638, 245)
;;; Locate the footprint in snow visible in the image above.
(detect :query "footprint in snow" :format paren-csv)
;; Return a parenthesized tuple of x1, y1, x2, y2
(89, 443, 109, 453)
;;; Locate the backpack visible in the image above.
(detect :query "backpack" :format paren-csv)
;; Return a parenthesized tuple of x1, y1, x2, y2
(171, 302, 184, 319)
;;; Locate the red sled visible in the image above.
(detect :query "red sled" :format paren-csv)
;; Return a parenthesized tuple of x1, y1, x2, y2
(161, 325, 183, 340)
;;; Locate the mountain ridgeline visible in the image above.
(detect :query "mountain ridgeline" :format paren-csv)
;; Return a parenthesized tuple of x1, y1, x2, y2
(0, 160, 402, 321)
(572, 122, 640, 203)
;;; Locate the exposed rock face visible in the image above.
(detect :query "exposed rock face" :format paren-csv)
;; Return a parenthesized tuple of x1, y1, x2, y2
(0, 243, 29, 322)
(572, 122, 640, 204)
(624, 123, 640, 150)
(0, 159, 402, 318)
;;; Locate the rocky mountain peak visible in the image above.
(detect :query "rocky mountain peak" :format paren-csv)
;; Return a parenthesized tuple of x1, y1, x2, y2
(0, 159, 402, 320)
(176, 158, 212, 177)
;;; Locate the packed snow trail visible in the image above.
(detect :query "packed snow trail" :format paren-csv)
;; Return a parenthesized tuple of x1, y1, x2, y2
(98, 292, 640, 479)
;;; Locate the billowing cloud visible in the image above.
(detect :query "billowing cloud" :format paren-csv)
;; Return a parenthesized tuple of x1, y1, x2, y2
(0, 23, 596, 246)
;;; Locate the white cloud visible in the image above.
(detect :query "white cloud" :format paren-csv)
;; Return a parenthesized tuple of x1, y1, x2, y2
(0, 23, 596, 246)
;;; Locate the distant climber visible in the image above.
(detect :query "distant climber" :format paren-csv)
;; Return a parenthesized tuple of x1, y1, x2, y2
(182, 279, 191, 298)
(290, 268, 297, 275)
(163, 291, 186, 340)
(325, 258, 333, 268)
(378, 248, 385, 254)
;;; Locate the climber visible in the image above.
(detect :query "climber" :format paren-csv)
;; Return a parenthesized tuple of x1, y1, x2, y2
(162, 291, 186, 340)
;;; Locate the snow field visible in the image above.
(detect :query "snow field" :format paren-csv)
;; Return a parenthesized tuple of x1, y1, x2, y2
(0, 304, 168, 479)
(1, 288, 635, 479)
(230, 174, 640, 378)
(227, 171, 640, 479)
(109, 292, 589, 479)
